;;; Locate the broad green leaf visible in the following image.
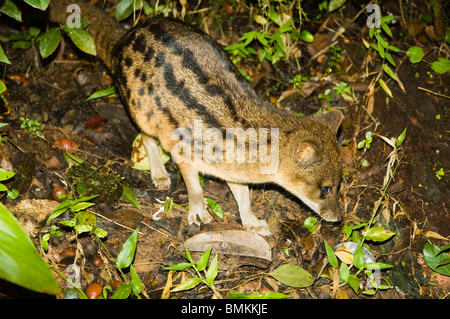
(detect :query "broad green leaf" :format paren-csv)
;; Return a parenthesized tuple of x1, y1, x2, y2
(205, 254, 218, 286)
(328, 0, 347, 12)
(395, 127, 407, 148)
(205, 198, 223, 219)
(347, 274, 360, 293)
(432, 57, 450, 74)
(38, 27, 61, 58)
(116, 228, 138, 269)
(23, 0, 50, 10)
(0, 203, 61, 294)
(130, 264, 143, 296)
(406, 46, 424, 64)
(171, 277, 202, 292)
(196, 245, 212, 272)
(363, 226, 395, 242)
(339, 262, 350, 282)
(0, 0, 22, 22)
(110, 282, 132, 299)
(353, 244, 365, 270)
(324, 240, 339, 268)
(365, 262, 393, 270)
(437, 243, 450, 255)
(115, 0, 134, 21)
(0, 168, 15, 181)
(268, 263, 315, 288)
(423, 243, 450, 276)
(62, 26, 96, 56)
(304, 216, 317, 233)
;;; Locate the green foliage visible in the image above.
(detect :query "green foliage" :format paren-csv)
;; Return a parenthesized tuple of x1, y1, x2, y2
(0, 168, 19, 200)
(406, 46, 424, 64)
(0, 203, 61, 295)
(423, 243, 450, 276)
(358, 131, 373, 150)
(164, 245, 219, 295)
(20, 117, 42, 137)
(304, 216, 318, 233)
(432, 57, 450, 74)
(267, 263, 315, 288)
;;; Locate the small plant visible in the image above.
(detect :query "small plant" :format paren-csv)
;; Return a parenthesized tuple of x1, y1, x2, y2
(358, 131, 373, 150)
(423, 243, 450, 277)
(290, 74, 308, 89)
(164, 245, 220, 298)
(20, 117, 42, 137)
(41, 225, 62, 252)
(326, 45, 343, 74)
(435, 168, 445, 180)
(318, 88, 333, 104)
(0, 168, 19, 199)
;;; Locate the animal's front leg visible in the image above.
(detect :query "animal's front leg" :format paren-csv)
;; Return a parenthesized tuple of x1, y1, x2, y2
(178, 163, 212, 225)
(227, 182, 271, 236)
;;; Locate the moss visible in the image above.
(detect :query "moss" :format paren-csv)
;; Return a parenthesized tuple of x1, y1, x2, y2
(68, 162, 122, 204)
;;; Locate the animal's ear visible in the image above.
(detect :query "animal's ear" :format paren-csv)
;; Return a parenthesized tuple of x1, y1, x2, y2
(315, 110, 344, 135)
(294, 143, 316, 163)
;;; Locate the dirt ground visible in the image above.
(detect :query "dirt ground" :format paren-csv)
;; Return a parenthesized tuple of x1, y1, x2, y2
(0, 0, 448, 299)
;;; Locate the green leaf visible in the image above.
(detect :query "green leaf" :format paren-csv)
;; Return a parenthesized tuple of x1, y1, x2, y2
(339, 262, 350, 282)
(71, 201, 95, 213)
(62, 26, 96, 56)
(0, 168, 15, 181)
(353, 244, 365, 270)
(0, 46, 10, 64)
(432, 57, 450, 74)
(205, 254, 218, 286)
(378, 79, 393, 98)
(171, 277, 202, 292)
(116, 228, 138, 269)
(381, 22, 392, 37)
(23, 0, 50, 10)
(347, 274, 360, 293)
(328, 0, 347, 12)
(406, 46, 424, 64)
(324, 240, 339, 268)
(228, 291, 289, 299)
(38, 27, 61, 58)
(0, 0, 22, 22)
(268, 263, 315, 288)
(110, 282, 133, 299)
(115, 0, 135, 21)
(0, 203, 61, 294)
(385, 51, 396, 67)
(304, 216, 317, 233)
(121, 184, 141, 210)
(196, 245, 212, 272)
(364, 226, 395, 242)
(130, 264, 143, 296)
(395, 127, 407, 148)
(375, 33, 388, 49)
(423, 243, 450, 276)
(164, 262, 193, 271)
(205, 198, 223, 219)
(382, 64, 398, 81)
(300, 30, 314, 43)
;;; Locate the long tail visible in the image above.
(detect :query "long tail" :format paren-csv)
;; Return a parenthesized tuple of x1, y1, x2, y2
(48, 0, 125, 69)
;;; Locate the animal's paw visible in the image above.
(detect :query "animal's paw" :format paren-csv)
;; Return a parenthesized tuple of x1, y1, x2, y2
(244, 219, 271, 237)
(152, 174, 171, 190)
(188, 208, 213, 225)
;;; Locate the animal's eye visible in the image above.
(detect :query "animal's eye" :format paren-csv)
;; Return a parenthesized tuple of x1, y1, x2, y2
(321, 187, 331, 197)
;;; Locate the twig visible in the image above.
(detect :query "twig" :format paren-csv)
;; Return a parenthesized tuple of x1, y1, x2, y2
(417, 87, 450, 99)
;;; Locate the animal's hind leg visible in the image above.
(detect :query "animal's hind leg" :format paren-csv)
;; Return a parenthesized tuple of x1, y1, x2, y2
(141, 133, 171, 190)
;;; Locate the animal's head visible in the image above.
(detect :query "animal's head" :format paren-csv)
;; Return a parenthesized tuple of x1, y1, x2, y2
(277, 110, 344, 222)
